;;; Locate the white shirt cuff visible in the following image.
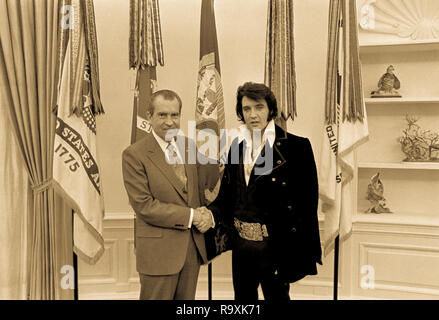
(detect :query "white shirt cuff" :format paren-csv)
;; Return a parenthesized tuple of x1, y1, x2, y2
(188, 208, 194, 228)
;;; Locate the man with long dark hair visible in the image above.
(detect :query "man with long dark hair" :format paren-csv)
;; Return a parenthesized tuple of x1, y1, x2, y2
(208, 82, 322, 300)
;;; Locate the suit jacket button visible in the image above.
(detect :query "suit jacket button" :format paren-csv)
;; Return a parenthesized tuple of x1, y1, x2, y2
(291, 227, 297, 233)
(276, 142, 281, 146)
(277, 160, 282, 165)
(287, 205, 292, 211)
(272, 177, 276, 182)
(282, 181, 287, 186)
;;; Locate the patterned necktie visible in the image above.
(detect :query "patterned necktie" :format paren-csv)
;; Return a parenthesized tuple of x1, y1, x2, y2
(165, 142, 187, 190)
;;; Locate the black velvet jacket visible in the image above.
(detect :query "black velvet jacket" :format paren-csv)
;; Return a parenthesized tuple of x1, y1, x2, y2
(206, 124, 322, 283)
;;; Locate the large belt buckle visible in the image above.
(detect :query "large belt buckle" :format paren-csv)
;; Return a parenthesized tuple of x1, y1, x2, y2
(234, 218, 268, 241)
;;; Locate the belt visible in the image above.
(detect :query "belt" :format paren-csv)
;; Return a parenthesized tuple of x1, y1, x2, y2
(234, 217, 269, 241)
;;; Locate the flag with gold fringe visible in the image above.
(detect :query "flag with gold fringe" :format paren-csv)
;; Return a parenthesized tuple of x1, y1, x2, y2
(196, 0, 225, 203)
(264, 0, 297, 129)
(128, 0, 164, 251)
(53, 0, 104, 264)
(129, 0, 164, 143)
(319, 0, 369, 255)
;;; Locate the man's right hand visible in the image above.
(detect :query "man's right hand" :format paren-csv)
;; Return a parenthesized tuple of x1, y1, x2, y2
(193, 207, 214, 233)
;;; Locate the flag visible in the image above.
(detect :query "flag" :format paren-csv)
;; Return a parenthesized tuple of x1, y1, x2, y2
(129, 0, 164, 143)
(53, 0, 104, 264)
(129, 0, 164, 252)
(319, 0, 369, 255)
(130, 68, 156, 143)
(264, 0, 297, 129)
(196, 0, 225, 203)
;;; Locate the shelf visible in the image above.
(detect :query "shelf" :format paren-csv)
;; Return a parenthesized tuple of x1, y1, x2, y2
(360, 39, 439, 54)
(364, 97, 439, 105)
(358, 162, 439, 170)
(355, 211, 439, 227)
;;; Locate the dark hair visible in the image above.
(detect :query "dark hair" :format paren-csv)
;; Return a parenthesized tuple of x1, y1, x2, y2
(148, 89, 182, 115)
(236, 82, 278, 122)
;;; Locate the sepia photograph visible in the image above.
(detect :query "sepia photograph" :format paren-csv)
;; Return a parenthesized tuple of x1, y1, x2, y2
(0, 0, 438, 307)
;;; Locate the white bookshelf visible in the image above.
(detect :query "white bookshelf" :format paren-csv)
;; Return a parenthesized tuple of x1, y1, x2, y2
(364, 97, 439, 105)
(348, 1, 439, 300)
(355, 211, 439, 227)
(357, 34, 439, 223)
(360, 39, 439, 54)
(358, 162, 439, 170)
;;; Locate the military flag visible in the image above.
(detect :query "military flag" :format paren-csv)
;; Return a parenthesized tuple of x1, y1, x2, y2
(264, 0, 297, 129)
(319, 0, 369, 255)
(129, 0, 164, 143)
(53, 0, 104, 264)
(196, 0, 225, 203)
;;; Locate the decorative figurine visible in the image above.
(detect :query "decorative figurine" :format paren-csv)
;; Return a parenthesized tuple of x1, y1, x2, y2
(399, 114, 439, 162)
(365, 172, 392, 214)
(430, 144, 439, 161)
(371, 65, 401, 98)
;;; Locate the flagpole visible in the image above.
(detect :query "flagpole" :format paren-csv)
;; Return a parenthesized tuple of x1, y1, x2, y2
(73, 252, 78, 300)
(73, 210, 79, 300)
(333, 235, 340, 300)
(208, 263, 212, 300)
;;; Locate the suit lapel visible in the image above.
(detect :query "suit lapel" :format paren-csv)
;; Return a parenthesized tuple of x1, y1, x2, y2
(250, 125, 288, 186)
(182, 138, 197, 207)
(144, 133, 188, 203)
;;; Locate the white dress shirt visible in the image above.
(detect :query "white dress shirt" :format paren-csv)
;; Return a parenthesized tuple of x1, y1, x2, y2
(152, 129, 184, 164)
(240, 120, 276, 186)
(151, 130, 194, 228)
(151, 130, 215, 230)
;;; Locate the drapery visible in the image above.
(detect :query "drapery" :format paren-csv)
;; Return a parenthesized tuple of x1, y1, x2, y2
(0, 0, 73, 299)
(265, 0, 297, 128)
(0, 97, 31, 299)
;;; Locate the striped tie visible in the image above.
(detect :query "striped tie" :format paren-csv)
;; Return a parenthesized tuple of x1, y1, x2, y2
(165, 142, 187, 190)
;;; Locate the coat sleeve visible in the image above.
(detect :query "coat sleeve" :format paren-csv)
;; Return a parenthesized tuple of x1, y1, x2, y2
(204, 159, 234, 261)
(122, 148, 191, 230)
(301, 138, 322, 265)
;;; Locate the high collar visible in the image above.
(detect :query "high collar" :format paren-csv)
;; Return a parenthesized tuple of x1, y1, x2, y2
(238, 119, 276, 149)
(234, 122, 288, 188)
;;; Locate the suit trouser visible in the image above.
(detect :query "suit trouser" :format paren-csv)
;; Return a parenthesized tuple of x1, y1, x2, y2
(139, 232, 201, 300)
(232, 236, 290, 301)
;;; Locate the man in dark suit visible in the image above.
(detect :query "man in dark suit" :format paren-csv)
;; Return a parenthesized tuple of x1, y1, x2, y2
(122, 89, 215, 300)
(208, 82, 322, 300)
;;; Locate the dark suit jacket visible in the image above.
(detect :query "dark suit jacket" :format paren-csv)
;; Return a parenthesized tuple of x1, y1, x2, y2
(122, 133, 209, 275)
(208, 124, 322, 283)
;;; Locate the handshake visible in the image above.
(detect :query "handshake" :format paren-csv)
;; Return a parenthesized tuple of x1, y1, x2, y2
(193, 206, 215, 233)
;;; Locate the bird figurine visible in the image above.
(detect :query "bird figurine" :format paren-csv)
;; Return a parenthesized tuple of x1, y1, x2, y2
(365, 172, 392, 214)
(371, 65, 401, 97)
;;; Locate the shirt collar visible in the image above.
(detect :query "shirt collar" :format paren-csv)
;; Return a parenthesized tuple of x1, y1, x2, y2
(238, 119, 276, 148)
(152, 129, 175, 153)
